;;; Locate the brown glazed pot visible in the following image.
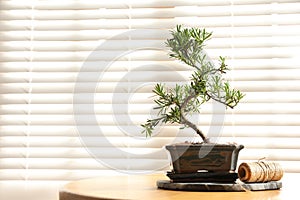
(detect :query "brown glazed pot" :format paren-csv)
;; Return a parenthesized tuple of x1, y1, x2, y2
(165, 143, 244, 173)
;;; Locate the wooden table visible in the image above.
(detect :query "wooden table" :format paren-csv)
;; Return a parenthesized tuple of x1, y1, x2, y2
(59, 173, 296, 200)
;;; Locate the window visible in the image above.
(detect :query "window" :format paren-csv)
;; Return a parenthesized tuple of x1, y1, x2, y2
(0, 0, 300, 181)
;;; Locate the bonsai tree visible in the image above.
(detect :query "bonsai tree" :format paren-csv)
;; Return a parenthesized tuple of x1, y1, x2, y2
(141, 25, 244, 143)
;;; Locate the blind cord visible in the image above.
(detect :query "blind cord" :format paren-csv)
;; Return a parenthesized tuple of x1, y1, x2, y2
(26, 1, 35, 181)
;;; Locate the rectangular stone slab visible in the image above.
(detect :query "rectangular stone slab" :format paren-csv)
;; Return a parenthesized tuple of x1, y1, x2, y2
(241, 181, 282, 191)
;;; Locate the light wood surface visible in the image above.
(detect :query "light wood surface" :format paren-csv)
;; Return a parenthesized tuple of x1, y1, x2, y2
(59, 173, 296, 200)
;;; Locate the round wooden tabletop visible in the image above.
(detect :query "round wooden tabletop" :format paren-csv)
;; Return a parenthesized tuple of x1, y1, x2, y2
(59, 173, 294, 200)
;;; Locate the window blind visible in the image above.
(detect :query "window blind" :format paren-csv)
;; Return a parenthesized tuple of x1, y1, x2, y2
(0, 0, 300, 181)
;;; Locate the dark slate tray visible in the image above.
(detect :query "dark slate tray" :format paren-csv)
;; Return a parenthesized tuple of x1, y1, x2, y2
(157, 180, 282, 192)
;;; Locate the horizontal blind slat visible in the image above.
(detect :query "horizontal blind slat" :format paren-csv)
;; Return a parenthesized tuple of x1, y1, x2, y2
(1, 125, 300, 137)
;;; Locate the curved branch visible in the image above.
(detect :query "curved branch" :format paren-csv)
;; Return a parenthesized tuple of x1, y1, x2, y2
(205, 91, 235, 109)
(179, 93, 209, 143)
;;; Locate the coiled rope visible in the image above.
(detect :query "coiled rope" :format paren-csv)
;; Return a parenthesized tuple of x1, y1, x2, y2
(238, 161, 283, 183)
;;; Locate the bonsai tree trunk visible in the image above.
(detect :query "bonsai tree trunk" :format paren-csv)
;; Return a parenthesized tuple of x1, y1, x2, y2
(179, 94, 209, 143)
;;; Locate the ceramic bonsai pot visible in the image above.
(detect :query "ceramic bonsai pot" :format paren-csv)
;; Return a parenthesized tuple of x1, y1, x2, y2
(165, 143, 244, 174)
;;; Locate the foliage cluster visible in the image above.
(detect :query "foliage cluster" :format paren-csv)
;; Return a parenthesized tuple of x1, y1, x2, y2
(142, 25, 244, 142)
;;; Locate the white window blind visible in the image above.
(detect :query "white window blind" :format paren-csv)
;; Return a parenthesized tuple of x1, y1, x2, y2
(0, 0, 300, 181)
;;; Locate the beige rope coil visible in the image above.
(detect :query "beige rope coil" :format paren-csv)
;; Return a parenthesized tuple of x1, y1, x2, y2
(238, 161, 283, 183)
